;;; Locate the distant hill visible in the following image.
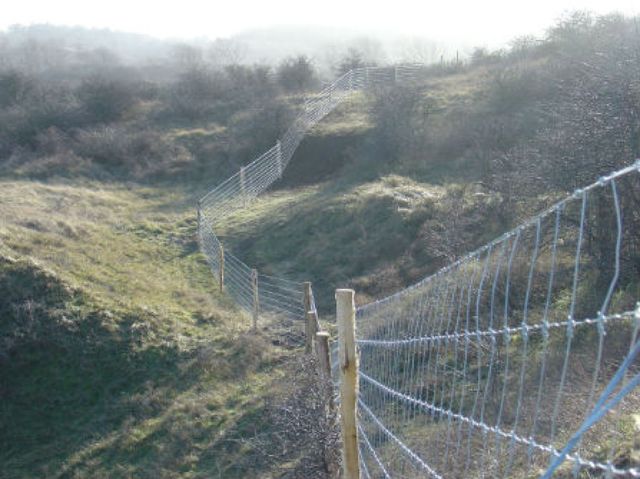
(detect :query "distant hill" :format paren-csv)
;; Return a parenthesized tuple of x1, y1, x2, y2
(1, 24, 172, 63)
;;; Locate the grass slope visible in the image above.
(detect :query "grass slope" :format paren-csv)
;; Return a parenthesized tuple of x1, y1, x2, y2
(0, 179, 312, 478)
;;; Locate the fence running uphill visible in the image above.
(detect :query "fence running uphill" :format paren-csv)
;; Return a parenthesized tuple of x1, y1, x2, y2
(197, 64, 640, 477)
(197, 64, 426, 323)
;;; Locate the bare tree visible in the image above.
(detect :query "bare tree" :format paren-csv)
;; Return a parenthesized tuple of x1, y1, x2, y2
(207, 38, 248, 68)
(277, 55, 318, 93)
(171, 43, 204, 71)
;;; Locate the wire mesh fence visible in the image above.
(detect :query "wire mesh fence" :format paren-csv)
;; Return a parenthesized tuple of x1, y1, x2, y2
(196, 61, 640, 477)
(354, 161, 640, 478)
(197, 64, 430, 326)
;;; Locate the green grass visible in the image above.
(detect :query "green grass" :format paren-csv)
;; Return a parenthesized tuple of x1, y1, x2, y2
(0, 179, 306, 478)
(2, 48, 638, 478)
(216, 174, 505, 311)
(0, 83, 387, 478)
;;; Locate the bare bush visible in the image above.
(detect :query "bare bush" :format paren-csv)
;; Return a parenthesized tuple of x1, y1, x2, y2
(277, 56, 318, 93)
(78, 75, 136, 123)
(73, 126, 193, 177)
(0, 70, 34, 108)
(371, 85, 435, 163)
(240, 355, 340, 478)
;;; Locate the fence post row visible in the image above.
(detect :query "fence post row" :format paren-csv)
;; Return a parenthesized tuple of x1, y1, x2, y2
(336, 288, 360, 479)
(218, 244, 225, 293)
(251, 269, 259, 331)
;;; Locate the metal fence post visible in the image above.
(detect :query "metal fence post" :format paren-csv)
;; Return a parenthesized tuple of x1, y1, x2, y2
(276, 140, 283, 178)
(252, 269, 259, 331)
(218, 244, 225, 293)
(240, 166, 247, 206)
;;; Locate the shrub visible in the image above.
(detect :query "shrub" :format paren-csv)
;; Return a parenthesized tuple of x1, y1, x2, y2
(0, 88, 80, 151)
(0, 70, 34, 109)
(335, 48, 372, 75)
(77, 76, 135, 123)
(73, 126, 193, 177)
(167, 67, 223, 120)
(277, 55, 318, 93)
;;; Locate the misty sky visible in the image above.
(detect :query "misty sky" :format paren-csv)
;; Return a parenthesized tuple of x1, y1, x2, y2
(2, 0, 639, 46)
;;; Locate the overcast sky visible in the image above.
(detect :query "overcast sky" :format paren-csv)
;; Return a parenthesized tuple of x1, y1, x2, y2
(2, 0, 639, 46)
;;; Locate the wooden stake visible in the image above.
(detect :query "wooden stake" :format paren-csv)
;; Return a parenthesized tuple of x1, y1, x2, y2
(315, 331, 332, 384)
(306, 310, 319, 354)
(303, 282, 312, 315)
(307, 283, 321, 353)
(218, 244, 224, 293)
(336, 288, 360, 479)
(304, 282, 314, 353)
(316, 330, 336, 474)
(251, 269, 259, 331)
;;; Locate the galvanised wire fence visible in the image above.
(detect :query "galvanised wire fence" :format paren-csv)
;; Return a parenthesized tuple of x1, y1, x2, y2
(197, 64, 428, 322)
(352, 162, 640, 478)
(197, 62, 640, 477)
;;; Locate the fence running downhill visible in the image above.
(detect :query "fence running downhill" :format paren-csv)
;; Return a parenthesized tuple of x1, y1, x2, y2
(197, 64, 640, 477)
(197, 64, 426, 322)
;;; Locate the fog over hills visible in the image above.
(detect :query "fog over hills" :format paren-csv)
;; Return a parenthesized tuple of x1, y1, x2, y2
(231, 25, 465, 67)
(0, 23, 466, 75)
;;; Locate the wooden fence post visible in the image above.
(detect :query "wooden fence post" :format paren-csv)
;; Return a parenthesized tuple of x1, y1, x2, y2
(218, 244, 225, 293)
(306, 311, 319, 354)
(336, 288, 360, 479)
(303, 282, 312, 315)
(304, 282, 316, 353)
(251, 269, 259, 331)
(316, 329, 337, 475)
(315, 331, 335, 410)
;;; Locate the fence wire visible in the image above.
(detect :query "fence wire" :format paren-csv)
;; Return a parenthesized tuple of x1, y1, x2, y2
(197, 65, 429, 326)
(196, 61, 640, 477)
(354, 161, 640, 478)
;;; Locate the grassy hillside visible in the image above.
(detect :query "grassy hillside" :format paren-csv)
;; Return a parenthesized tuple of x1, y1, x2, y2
(217, 15, 640, 313)
(216, 68, 517, 311)
(0, 180, 329, 478)
(2, 12, 640, 478)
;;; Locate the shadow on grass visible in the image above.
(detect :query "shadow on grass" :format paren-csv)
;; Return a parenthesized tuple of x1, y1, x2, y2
(0, 258, 208, 477)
